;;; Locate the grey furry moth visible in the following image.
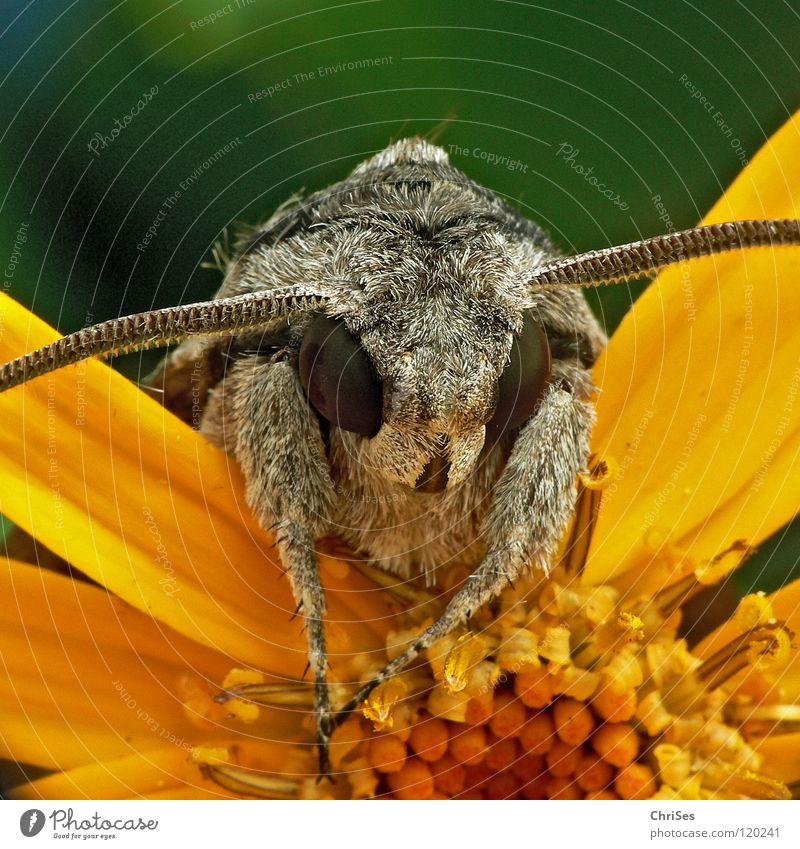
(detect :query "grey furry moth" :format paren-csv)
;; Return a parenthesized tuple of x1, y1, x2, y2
(2, 138, 798, 773)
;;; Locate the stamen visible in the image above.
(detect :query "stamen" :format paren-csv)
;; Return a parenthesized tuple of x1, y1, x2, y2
(561, 455, 615, 576)
(702, 766, 790, 800)
(353, 559, 438, 610)
(583, 586, 620, 626)
(728, 703, 800, 734)
(215, 682, 315, 708)
(190, 746, 229, 766)
(201, 763, 301, 799)
(655, 572, 703, 619)
(697, 624, 793, 690)
(363, 677, 409, 731)
(653, 743, 692, 786)
(734, 593, 773, 630)
(462, 661, 502, 698)
(646, 640, 698, 690)
(601, 646, 643, 695)
(190, 746, 302, 799)
(221, 668, 265, 689)
(346, 757, 381, 799)
(538, 625, 571, 665)
(636, 691, 674, 735)
(746, 626, 792, 671)
(578, 455, 618, 490)
(617, 612, 646, 642)
(550, 665, 601, 701)
(589, 611, 645, 655)
(495, 627, 540, 670)
(444, 633, 488, 693)
(559, 483, 599, 577)
(427, 683, 471, 721)
(695, 540, 752, 585)
(225, 699, 260, 723)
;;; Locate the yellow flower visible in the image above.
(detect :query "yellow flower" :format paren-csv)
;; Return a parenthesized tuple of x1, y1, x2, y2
(2, 111, 800, 799)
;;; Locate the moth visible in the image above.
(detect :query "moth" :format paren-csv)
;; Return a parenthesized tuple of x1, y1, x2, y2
(2, 138, 798, 775)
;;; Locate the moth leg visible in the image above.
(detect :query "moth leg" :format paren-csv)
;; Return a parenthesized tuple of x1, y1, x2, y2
(203, 357, 336, 775)
(273, 520, 335, 777)
(333, 373, 594, 727)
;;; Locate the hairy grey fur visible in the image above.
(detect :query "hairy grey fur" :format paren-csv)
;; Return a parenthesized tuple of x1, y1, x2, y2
(156, 138, 605, 772)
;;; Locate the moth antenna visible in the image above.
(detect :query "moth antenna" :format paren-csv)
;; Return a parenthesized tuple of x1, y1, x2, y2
(0, 285, 334, 392)
(530, 219, 800, 287)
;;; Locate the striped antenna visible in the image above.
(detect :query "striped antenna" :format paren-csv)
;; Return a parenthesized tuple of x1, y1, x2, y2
(529, 219, 800, 287)
(0, 285, 332, 392)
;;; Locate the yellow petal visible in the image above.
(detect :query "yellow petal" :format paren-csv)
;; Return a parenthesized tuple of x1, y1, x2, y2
(7, 746, 236, 800)
(0, 558, 300, 771)
(757, 733, 800, 785)
(586, 110, 800, 584)
(7, 739, 307, 799)
(0, 295, 390, 674)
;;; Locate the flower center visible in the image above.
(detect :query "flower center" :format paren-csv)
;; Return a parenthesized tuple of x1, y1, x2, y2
(187, 456, 794, 800)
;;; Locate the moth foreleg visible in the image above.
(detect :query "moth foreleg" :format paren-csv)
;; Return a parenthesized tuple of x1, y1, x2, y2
(332, 375, 594, 728)
(203, 356, 336, 775)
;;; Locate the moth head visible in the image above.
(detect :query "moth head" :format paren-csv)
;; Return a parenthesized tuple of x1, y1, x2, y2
(1, 218, 797, 497)
(297, 309, 552, 492)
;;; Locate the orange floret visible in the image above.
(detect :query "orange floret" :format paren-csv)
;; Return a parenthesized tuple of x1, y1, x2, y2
(591, 723, 640, 768)
(449, 724, 487, 765)
(593, 686, 637, 722)
(615, 763, 657, 800)
(575, 752, 614, 792)
(545, 775, 583, 799)
(409, 716, 449, 762)
(514, 665, 553, 708)
(545, 738, 583, 778)
(489, 691, 528, 738)
(463, 762, 493, 793)
(387, 758, 435, 800)
(431, 754, 466, 796)
(367, 735, 408, 774)
(552, 697, 596, 745)
(465, 696, 494, 725)
(520, 773, 550, 799)
(585, 789, 619, 800)
(518, 712, 555, 755)
(485, 735, 519, 772)
(510, 753, 544, 782)
(486, 771, 521, 799)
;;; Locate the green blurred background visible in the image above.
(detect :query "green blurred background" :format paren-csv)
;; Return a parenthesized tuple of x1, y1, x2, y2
(1, 0, 799, 593)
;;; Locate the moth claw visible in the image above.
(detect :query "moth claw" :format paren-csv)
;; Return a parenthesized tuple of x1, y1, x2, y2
(316, 717, 336, 783)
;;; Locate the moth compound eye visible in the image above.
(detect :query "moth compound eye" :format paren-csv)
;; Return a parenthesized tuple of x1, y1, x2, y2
(486, 313, 551, 441)
(299, 314, 383, 437)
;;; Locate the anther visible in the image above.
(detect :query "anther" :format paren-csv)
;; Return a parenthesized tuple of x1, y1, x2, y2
(697, 624, 793, 691)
